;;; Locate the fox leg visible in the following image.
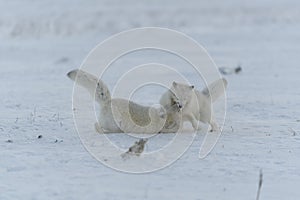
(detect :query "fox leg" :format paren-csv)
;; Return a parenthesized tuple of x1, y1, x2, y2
(187, 114, 201, 131)
(94, 122, 112, 133)
(94, 123, 103, 133)
(209, 120, 219, 132)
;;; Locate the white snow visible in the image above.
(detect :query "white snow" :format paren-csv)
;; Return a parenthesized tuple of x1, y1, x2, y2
(1, 0, 300, 199)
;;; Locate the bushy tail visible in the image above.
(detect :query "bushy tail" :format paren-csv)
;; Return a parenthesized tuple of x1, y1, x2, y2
(67, 69, 99, 95)
(67, 69, 109, 98)
(201, 78, 228, 102)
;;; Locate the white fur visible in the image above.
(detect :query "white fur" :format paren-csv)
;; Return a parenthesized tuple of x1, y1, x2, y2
(160, 79, 227, 131)
(159, 98, 182, 133)
(111, 99, 166, 134)
(67, 69, 180, 133)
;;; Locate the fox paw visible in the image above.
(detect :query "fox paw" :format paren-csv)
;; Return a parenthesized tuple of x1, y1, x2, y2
(209, 123, 220, 132)
(94, 123, 104, 134)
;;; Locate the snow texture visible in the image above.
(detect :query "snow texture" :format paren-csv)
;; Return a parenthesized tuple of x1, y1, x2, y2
(0, 0, 300, 199)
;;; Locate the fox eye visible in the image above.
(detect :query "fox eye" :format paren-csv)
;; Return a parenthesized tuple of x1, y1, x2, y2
(100, 92, 104, 96)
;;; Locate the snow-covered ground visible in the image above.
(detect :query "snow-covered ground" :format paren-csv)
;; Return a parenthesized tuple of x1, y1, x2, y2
(1, 0, 300, 199)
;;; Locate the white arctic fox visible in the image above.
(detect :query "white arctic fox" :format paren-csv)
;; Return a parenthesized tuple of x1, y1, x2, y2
(67, 69, 180, 134)
(160, 78, 227, 132)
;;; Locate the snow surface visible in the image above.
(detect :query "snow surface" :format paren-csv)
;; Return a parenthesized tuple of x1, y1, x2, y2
(1, 0, 300, 199)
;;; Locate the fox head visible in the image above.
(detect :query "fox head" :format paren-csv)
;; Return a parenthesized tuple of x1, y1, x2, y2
(171, 81, 194, 108)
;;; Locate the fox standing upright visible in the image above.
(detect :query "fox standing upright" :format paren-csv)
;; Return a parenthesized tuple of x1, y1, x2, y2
(160, 78, 227, 131)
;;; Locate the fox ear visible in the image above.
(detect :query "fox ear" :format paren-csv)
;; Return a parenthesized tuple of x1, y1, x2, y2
(172, 81, 177, 87)
(190, 85, 194, 89)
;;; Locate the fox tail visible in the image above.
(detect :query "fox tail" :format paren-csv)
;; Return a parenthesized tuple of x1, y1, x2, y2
(201, 78, 228, 102)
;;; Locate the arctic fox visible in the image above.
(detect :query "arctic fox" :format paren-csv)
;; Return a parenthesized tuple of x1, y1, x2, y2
(67, 69, 180, 133)
(159, 97, 182, 133)
(160, 78, 227, 131)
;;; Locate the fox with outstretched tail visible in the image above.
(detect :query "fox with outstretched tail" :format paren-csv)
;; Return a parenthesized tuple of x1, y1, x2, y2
(160, 78, 227, 132)
(67, 69, 181, 133)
